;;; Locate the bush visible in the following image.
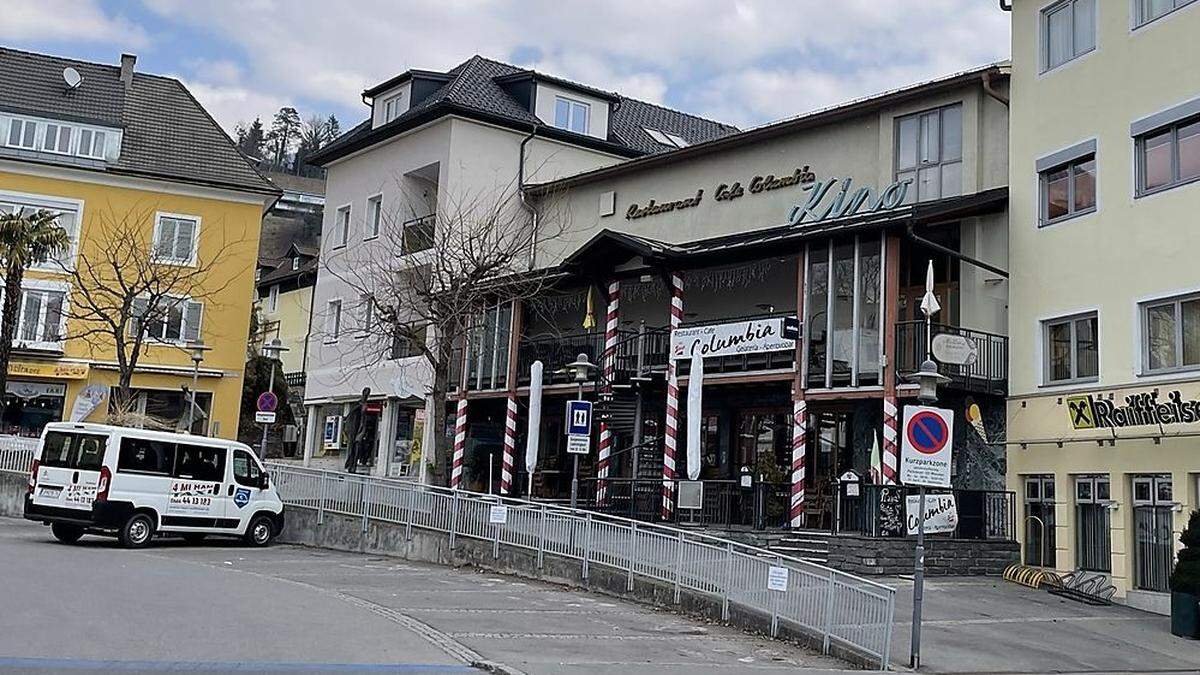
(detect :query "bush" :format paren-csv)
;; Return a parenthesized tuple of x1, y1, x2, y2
(1170, 510, 1200, 595)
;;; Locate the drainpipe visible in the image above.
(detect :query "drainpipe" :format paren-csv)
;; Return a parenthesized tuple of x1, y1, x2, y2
(904, 223, 1009, 278)
(518, 125, 541, 270)
(982, 70, 1009, 107)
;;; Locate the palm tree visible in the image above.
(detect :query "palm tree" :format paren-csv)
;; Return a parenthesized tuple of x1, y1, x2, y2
(0, 209, 71, 414)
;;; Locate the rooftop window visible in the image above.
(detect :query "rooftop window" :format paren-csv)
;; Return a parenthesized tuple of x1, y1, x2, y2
(553, 96, 590, 134)
(644, 127, 689, 148)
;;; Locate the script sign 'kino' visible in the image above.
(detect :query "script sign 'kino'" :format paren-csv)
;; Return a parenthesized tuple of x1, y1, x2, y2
(899, 405, 953, 489)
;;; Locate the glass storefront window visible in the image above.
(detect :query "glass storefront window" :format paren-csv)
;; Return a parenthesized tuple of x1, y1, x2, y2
(1, 382, 65, 436)
(805, 233, 885, 388)
(805, 242, 829, 388)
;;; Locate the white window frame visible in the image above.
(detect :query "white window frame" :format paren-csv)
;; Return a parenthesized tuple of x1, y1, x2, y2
(553, 96, 590, 134)
(267, 285, 279, 314)
(1139, 291, 1200, 375)
(382, 95, 403, 123)
(0, 189, 83, 272)
(325, 298, 343, 344)
(291, 256, 301, 271)
(4, 279, 70, 351)
(151, 212, 201, 266)
(5, 117, 39, 150)
(41, 123, 73, 155)
(75, 128, 108, 160)
(1041, 0, 1097, 73)
(1042, 311, 1100, 384)
(356, 294, 375, 339)
(333, 205, 351, 249)
(134, 294, 204, 345)
(1133, 0, 1199, 28)
(365, 194, 382, 240)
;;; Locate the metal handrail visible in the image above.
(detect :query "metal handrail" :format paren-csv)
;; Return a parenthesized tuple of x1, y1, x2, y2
(267, 462, 896, 668)
(0, 437, 37, 474)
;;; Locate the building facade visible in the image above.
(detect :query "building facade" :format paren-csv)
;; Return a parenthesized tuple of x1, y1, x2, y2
(453, 65, 1012, 536)
(302, 55, 735, 478)
(0, 48, 277, 438)
(1006, 0, 1200, 613)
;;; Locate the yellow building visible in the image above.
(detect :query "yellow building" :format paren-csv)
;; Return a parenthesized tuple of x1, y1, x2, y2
(0, 48, 278, 439)
(1006, 0, 1200, 613)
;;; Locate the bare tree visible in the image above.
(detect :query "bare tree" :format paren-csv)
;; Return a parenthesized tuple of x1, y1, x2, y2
(61, 204, 245, 421)
(324, 177, 572, 482)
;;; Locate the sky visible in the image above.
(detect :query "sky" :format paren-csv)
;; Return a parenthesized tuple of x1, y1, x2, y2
(1, 0, 1011, 135)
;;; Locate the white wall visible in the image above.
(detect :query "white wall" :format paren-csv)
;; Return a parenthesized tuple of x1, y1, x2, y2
(534, 82, 611, 141)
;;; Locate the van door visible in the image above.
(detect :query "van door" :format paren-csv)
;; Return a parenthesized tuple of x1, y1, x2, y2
(229, 448, 266, 529)
(113, 435, 177, 517)
(32, 431, 109, 512)
(165, 443, 229, 530)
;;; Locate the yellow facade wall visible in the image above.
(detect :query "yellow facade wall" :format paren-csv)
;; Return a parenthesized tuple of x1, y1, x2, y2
(1007, 1, 1200, 601)
(0, 167, 263, 439)
(256, 284, 313, 376)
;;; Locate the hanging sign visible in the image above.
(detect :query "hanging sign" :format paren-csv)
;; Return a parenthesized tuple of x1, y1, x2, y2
(900, 405, 953, 488)
(69, 383, 109, 422)
(931, 333, 978, 366)
(906, 493, 959, 535)
(672, 317, 796, 360)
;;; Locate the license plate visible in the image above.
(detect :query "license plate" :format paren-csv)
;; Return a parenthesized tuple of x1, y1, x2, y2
(38, 485, 63, 498)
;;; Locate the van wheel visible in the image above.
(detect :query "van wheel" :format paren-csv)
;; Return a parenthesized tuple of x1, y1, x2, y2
(181, 533, 207, 544)
(119, 513, 155, 548)
(244, 515, 274, 547)
(51, 523, 84, 544)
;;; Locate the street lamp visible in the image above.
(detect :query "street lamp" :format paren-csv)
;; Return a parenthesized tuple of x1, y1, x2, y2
(909, 358, 950, 405)
(259, 339, 289, 463)
(184, 342, 210, 433)
(566, 353, 594, 511)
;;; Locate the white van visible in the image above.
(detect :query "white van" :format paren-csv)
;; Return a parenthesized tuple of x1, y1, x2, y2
(24, 422, 284, 548)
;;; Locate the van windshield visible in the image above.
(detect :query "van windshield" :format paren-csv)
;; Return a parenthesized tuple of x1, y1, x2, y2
(40, 431, 109, 470)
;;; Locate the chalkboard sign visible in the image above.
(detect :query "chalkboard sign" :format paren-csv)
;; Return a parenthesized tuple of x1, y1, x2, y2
(877, 487, 905, 538)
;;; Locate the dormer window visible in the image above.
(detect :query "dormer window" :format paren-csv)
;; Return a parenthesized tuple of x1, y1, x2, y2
(4, 115, 112, 160)
(77, 129, 107, 159)
(644, 127, 689, 149)
(554, 96, 590, 134)
(42, 124, 72, 154)
(382, 94, 403, 123)
(292, 256, 300, 271)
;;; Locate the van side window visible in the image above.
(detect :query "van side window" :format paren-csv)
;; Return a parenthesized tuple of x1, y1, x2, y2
(173, 444, 225, 482)
(118, 437, 176, 475)
(232, 449, 261, 487)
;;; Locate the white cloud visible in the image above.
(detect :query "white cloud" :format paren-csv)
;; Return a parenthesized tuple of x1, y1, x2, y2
(180, 79, 290, 133)
(0, 0, 149, 48)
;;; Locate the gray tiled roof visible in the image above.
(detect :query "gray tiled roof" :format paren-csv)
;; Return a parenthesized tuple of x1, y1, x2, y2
(315, 55, 737, 163)
(0, 47, 277, 196)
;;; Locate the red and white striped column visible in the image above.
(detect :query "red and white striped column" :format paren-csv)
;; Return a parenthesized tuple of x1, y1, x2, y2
(882, 395, 899, 484)
(789, 397, 807, 528)
(662, 273, 684, 521)
(500, 394, 518, 494)
(596, 280, 620, 506)
(450, 397, 468, 489)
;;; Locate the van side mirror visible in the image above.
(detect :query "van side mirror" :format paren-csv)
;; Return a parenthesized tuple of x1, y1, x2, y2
(259, 473, 270, 489)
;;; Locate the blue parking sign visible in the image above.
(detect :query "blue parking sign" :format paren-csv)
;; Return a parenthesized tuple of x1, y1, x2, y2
(565, 400, 592, 436)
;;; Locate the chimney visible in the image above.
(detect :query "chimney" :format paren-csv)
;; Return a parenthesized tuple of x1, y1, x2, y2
(119, 53, 136, 91)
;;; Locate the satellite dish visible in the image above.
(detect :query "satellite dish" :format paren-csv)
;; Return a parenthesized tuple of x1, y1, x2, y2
(62, 67, 83, 90)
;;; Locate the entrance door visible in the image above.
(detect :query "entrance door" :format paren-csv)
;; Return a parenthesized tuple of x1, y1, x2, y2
(805, 410, 854, 529)
(736, 409, 790, 527)
(1023, 475, 1056, 567)
(1133, 475, 1174, 592)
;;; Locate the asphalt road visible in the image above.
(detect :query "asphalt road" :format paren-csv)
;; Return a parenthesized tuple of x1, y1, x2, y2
(0, 517, 848, 674)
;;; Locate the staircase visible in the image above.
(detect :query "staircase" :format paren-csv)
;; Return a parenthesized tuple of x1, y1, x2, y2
(764, 530, 832, 565)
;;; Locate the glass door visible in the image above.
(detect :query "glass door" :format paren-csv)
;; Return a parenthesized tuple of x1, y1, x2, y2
(1023, 475, 1056, 567)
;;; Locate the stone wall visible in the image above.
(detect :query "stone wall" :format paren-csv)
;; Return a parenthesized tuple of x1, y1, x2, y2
(827, 533, 1019, 576)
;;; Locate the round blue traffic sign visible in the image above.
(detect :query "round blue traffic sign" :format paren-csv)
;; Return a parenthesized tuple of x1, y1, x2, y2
(256, 391, 278, 413)
(906, 410, 948, 455)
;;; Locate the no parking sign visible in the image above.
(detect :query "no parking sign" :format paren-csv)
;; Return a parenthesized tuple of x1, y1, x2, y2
(900, 405, 953, 488)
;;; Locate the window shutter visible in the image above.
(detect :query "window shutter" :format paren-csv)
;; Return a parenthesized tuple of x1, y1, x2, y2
(155, 218, 176, 259)
(174, 218, 196, 262)
(130, 297, 148, 337)
(184, 300, 203, 343)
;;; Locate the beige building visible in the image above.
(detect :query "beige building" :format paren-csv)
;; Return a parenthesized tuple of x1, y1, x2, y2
(1006, 0, 1200, 613)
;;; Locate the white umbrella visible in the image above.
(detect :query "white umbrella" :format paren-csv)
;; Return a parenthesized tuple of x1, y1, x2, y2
(920, 259, 941, 319)
(686, 351, 703, 481)
(525, 361, 543, 481)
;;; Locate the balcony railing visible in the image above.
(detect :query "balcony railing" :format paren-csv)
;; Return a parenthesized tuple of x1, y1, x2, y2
(401, 214, 435, 255)
(514, 327, 670, 387)
(894, 321, 1007, 395)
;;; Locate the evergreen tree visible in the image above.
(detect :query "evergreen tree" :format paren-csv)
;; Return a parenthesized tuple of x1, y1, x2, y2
(236, 117, 266, 161)
(1171, 510, 1200, 594)
(326, 114, 341, 141)
(266, 107, 301, 170)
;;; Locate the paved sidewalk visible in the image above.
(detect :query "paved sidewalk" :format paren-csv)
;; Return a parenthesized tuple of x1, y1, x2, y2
(885, 576, 1198, 673)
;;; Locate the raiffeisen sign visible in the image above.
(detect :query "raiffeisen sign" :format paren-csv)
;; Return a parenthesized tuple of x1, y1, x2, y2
(787, 176, 913, 226)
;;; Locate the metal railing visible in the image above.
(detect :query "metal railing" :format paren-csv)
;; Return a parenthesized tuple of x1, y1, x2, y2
(0, 436, 37, 474)
(894, 321, 1007, 395)
(842, 484, 1016, 541)
(401, 214, 435, 255)
(268, 463, 895, 668)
